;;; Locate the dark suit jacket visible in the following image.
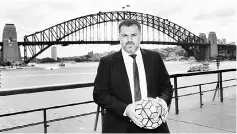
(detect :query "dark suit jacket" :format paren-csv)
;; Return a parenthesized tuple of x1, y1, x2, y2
(93, 49, 174, 133)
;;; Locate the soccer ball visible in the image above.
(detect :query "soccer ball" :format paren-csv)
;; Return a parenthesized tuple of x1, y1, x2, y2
(135, 97, 168, 129)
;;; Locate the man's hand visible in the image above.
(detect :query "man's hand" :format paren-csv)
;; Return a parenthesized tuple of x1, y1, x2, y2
(155, 97, 168, 122)
(125, 102, 144, 128)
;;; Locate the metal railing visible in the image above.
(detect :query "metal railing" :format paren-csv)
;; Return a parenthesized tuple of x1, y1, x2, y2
(170, 68, 236, 114)
(0, 68, 236, 133)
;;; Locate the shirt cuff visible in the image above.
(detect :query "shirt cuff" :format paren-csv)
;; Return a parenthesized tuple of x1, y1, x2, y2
(123, 105, 129, 116)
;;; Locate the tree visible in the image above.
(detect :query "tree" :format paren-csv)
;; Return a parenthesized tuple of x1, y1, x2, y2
(57, 57, 61, 62)
(39, 57, 57, 63)
(174, 46, 186, 56)
(0, 61, 11, 66)
(162, 47, 175, 57)
(84, 54, 91, 59)
(157, 49, 167, 59)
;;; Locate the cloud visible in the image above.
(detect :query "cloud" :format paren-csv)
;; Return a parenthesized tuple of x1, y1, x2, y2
(194, 7, 236, 20)
(215, 7, 236, 17)
(157, 6, 182, 17)
(192, 6, 236, 38)
(36, 1, 76, 11)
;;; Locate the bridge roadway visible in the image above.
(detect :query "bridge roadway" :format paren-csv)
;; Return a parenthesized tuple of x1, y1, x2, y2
(0, 41, 210, 46)
(1, 41, 235, 49)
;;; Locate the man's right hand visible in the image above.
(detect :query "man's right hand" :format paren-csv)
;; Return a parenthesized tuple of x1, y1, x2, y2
(125, 103, 144, 128)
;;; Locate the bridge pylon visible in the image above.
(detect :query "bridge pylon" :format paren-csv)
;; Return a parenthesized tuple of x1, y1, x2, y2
(1, 24, 22, 63)
(208, 32, 218, 59)
(199, 33, 209, 60)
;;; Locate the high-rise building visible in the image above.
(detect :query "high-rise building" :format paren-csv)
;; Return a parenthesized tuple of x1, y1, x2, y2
(51, 46, 57, 61)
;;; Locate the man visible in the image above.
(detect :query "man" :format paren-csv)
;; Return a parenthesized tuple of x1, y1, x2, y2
(93, 19, 173, 133)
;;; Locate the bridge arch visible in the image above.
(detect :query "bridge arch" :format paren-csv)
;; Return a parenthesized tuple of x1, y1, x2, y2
(24, 11, 204, 63)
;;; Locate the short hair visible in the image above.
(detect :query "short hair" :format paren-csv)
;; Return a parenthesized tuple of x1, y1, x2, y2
(118, 19, 141, 33)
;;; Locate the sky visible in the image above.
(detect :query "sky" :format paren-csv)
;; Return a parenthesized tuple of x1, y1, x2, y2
(0, 0, 236, 58)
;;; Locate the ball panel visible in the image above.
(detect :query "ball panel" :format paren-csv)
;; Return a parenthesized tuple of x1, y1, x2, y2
(146, 120, 153, 127)
(141, 110, 148, 119)
(142, 118, 148, 125)
(145, 100, 152, 108)
(150, 105, 157, 113)
(141, 100, 149, 107)
(144, 109, 152, 117)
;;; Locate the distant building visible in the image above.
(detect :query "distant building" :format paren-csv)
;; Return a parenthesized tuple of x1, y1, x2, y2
(88, 51, 93, 57)
(222, 38, 226, 44)
(51, 46, 57, 60)
(217, 39, 222, 44)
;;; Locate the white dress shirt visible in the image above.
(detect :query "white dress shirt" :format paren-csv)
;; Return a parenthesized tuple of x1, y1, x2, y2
(122, 48, 168, 120)
(121, 48, 147, 102)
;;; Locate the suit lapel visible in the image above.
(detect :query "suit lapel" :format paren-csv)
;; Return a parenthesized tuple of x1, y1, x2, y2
(114, 50, 132, 103)
(141, 49, 153, 97)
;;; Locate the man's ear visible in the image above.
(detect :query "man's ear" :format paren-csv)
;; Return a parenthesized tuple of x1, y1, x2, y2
(139, 33, 142, 41)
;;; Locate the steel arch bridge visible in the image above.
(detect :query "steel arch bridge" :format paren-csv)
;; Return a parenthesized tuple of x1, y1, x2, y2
(23, 11, 205, 64)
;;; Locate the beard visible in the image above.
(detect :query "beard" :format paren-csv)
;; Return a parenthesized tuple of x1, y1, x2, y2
(123, 42, 139, 54)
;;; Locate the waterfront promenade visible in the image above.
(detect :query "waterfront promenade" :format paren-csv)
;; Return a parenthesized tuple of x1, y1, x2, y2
(55, 86, 237, 133)
(0, 61, 236, 133)
(168, 86, 236, 133)
(60, 86, 237, 133)
(5, 86, 235, 133)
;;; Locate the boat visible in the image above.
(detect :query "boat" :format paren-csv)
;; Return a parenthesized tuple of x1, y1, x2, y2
(187, 62, 211, 72)
(59, 63, 65, 67)
(201, 62, 211, 71)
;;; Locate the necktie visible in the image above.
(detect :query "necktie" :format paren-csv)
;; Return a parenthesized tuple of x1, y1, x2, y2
(129, 54, 141, 102)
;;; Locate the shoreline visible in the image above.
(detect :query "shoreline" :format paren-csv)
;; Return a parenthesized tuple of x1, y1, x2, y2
(0, 60, 236, 71)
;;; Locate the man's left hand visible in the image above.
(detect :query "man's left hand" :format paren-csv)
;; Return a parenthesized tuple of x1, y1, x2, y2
(154, 97, 168, 123)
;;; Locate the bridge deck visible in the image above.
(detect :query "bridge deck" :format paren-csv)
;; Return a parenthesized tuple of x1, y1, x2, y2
(4, 86, 236, 133)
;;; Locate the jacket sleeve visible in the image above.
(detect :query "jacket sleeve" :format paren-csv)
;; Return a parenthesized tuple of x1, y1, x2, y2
(157, 54, 174, 107)
(93, 57, 127, 116)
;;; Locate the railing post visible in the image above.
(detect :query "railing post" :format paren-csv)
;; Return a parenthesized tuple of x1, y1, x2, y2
(212, 72, 220, 101)
(0, 69, 1, 88)
(94, 105, 100, 131)
(219, 72, 223, 102)
(199, 85, 203, 108)
(43, 109, 48, 133)
(174, 76, 179, 114)
(101, 107, 105, 131)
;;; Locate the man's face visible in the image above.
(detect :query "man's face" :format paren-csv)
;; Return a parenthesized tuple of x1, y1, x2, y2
(119, 24, 141, 54)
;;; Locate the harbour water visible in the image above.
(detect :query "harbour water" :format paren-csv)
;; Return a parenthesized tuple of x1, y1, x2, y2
(0, 60, 236, 132)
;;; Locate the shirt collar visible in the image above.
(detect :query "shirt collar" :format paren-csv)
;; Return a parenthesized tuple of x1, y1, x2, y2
(121, 48, 142, 58)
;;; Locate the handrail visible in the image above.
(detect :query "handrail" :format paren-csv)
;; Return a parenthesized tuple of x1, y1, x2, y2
(0, 68, 236, 133)
(0, 69, 235, 96)
(0, 82, 94, 96)
(169, 68, 236, 77)
(177, 78, 236, 89)
(0, 101, 94, 117)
